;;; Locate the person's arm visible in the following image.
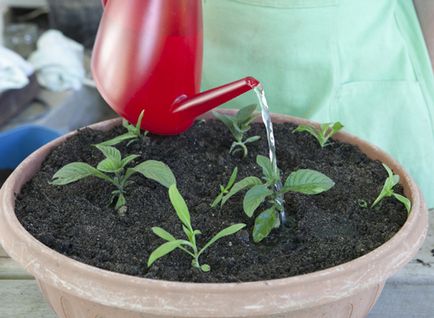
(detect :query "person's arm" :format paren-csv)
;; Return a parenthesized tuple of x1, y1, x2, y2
(414, 0, 434, 69)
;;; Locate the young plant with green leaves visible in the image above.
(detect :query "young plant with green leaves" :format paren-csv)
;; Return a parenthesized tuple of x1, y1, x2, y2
(213, 104, 261, 158)
(148, 184, 246, 272)
(51, 145, 175, 215)
(210, 167, 238, 208)
(371, 163, 411, 213)
(293, 122, 343, 148)
(218, 155, 335, 242)
(98, 110, 148, 146)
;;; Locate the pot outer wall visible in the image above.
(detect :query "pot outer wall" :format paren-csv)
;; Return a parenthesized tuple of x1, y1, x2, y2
(0, 111, 428, 318)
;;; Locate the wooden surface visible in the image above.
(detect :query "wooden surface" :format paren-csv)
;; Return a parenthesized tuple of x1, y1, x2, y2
(0, 281, 55, 318)
(0, 245, 55, 317)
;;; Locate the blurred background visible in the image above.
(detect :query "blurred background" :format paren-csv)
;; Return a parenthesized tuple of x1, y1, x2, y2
(0, 0, 116, 184)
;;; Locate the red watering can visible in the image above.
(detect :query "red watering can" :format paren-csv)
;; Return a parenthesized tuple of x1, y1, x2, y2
(92, 0, 259, 135)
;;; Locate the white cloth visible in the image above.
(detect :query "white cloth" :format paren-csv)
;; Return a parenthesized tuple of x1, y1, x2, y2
(0, 47, 34, 94)
(29, 30, 85, 91)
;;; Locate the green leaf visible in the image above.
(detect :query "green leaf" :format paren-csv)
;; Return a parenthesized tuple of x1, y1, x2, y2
(98, 133, 137, 146)
(243, 184, 272, 217)
(122, 118, 130, 129)
(115, 193, 126, 210)
(213, 112, 242, 140)
(253, 208, 277, 243)
(133, 160, 176, 188)
(319, 123, 329, 136)
(383, 163, 394, 178)
(222, 176, 262, 205)
(284, 169, 335, 194)
(210, 192, 224, 208)
(293, 124, 322, 144)
(293, 124, 319, 138)
(371, 164, 404, 209)
(95, 145, 122, 163)
(226, 167, 238, 189)
(293, 124, 317, 135)
(213, 112, 234, 131)
(198, 223, 246, 256)
(331, 122, 344, 134)
(97, 158, 122, 173)
(147, 240, 185, 267)
(383, 164, 399, 188)
(256, 155, 275, 180)
(392, 193, 412, 213)
(371, 190, 387, 208)
(211, 168, 239, 208)
(235, 104, 257, 124)
(294, 122, 343, 148)
(233, 121, 249, 135)
(51, 162, 110, 185)
(244, 135, 261, 144)
(389, 175, 400, 188)
(121, 154, 139, 168)
(126, 138, 138, 147)
(123, 167, 137, 181)
(152, 227, 176, 242)
(168, 185, 192, 230)
(135, 110, 145, 133)
(182, 225, 194, 242)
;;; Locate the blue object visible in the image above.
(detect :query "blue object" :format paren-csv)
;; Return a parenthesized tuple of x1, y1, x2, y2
(0, 125, 61, 169)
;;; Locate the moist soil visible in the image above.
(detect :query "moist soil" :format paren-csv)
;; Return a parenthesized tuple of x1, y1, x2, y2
(15, 120, 408, 283)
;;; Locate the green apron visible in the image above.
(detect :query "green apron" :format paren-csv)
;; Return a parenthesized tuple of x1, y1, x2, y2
(202, 0, 434, 208)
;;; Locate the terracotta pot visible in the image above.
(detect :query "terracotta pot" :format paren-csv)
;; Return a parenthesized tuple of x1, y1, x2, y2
(0, 111, 428, 318)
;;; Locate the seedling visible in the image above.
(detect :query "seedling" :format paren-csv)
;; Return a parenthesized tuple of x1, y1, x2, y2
(357, 199, 368, 208)
(98, 110, 148, 146)
(213, 104, 261, 157)
(220, 155, 335, 242)
(148, 184, 246, 272)
(371, 163, 411, 213)
(51, 144, 176, 215)
(293, 122, 343, 148)
(211, 167, 238, 208)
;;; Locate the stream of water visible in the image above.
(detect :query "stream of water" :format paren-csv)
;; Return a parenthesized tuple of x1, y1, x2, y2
(254, 84, 288, 226)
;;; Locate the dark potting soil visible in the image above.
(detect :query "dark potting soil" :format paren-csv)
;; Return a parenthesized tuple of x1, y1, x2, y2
(0, 169, 13, 187)
(15, 120, 408, 283)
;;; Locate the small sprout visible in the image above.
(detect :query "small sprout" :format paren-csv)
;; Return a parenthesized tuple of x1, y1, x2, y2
(211, 167, 238, 208)
(220, 155, 335, 242)
(357, 199, 368, 208)
(213, 105, 261, 158)
(293, 122, 343, 148)
(148, 185, 245, 272)
(98, 110, 148, 146)
(371, 164, 411, 213)
(51, 145, 176, 215)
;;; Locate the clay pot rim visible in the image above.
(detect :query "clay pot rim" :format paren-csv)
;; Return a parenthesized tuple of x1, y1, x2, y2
(0, 111, 427, 305)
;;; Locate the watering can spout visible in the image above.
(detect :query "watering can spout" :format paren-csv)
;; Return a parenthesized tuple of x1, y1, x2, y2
(92, 0, 259, 134)
(172, 77, 260, 119)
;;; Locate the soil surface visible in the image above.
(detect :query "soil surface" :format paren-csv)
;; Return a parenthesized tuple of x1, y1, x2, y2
(15, 120, 408, 283)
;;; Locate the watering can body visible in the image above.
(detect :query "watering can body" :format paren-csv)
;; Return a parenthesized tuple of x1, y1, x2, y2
(92, 0, 258, 135)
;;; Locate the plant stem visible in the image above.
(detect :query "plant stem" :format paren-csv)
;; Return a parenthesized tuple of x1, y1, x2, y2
(230, 142, 248, 158)
(192, 255, 201, 269)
